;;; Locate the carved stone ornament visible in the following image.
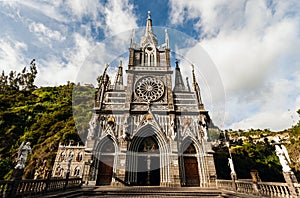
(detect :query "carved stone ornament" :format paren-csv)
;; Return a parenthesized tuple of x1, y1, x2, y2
(135, 76, 164, 102)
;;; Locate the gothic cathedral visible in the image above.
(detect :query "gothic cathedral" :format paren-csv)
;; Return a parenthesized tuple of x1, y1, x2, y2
(52, 12, 217, 187)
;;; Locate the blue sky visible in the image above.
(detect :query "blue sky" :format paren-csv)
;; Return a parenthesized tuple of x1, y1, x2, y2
(0, 0, 300, 131)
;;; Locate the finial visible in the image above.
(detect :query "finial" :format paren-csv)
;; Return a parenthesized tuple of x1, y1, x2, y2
(119, 59, 122, 66)
(165, 28, 169, 49)
(175, 59, 179, 68)
(130, 29, 135, 48)
(148, 11, 151, 19)
(191, 64, 197, 86)
(186, 77, 191, 92)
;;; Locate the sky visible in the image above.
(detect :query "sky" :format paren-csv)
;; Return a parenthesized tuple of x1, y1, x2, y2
(0, 0, 299, 131)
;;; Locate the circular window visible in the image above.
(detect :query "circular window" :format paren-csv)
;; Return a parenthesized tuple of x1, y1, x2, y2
(147, 46, 153, 51)
(135, 77, 164, 102)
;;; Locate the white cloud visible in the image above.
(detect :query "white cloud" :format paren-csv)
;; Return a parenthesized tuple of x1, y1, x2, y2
(104, 0, 138, 36)
(0, 38, 27, 72)
(0, 0, 138, 87)
(12, 0, 67, 22)
(65, 0, 102, 20)
(29, 22, 65, 42)
(168, 0, 300, 130)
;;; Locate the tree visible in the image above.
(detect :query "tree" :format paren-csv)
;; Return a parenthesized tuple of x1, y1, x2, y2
(0, 59, 38, 92)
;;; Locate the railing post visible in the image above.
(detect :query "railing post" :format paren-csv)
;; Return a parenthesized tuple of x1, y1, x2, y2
(283, 171, 298, 197)
(250, 170, 260, 195)
(230, 173, 237, 191)
(44, 170, 51, 193)
(64, 172, 70, 190)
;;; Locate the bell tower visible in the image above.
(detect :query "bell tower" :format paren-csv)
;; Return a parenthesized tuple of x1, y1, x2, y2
(126, 11, 173, 113)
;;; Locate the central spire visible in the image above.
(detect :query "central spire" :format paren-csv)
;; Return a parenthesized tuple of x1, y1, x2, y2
(145, 11, 153, 33)
(140, 11, 158, 47)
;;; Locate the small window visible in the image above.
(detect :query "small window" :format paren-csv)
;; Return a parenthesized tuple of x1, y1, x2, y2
(74, 167, 80, 177)
(76, 152, 83, 162)
(60, 152, 66, 161)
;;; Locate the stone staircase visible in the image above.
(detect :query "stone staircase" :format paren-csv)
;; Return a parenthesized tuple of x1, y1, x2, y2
(42, 186, 227, 198)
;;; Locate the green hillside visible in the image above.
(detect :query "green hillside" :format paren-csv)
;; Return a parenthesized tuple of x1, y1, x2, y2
(0, 83, 94, 179)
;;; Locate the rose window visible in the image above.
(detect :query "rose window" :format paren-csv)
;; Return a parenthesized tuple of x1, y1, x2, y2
(135, 77, 164, 102)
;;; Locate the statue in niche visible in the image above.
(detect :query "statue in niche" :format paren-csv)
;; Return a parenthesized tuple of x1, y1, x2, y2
(199, 115, 208, 141)
(15, 142, 32, 169)
(168, 118, 176, 140)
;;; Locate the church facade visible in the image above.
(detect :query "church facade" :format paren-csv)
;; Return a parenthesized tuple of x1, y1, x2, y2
(52, 12, 217, 187)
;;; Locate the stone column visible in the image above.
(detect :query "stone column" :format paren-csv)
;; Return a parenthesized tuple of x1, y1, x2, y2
(112, 140, 128, 186)
(169, 141, 181, 187)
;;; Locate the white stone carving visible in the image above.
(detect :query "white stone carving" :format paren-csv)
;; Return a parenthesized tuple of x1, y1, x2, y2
(87, 114, 97, 140)
(135, 77, 164, 102)
(15, 142, 32, 169)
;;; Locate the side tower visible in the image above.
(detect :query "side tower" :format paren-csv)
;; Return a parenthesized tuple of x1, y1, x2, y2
(74, 11, 216, 187)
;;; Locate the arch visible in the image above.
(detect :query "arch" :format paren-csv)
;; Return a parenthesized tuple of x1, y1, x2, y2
(143, 43, 157, 66)
(126, 124, 169, 186)
(179, 137, 201, 187)
(68, 151, 74, 160)
(55, 163, 61, 176)
(76, 152, 83, 162)
(94, 136, 117, 186)
(59, 151, 66, 162)
(59, 168, 64, 177)
(74, 166, 81, 177)
(94, 135, 117, 154)
(180, 136, 202, 155)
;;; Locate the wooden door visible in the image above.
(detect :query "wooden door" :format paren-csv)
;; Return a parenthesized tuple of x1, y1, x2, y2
(96, 155, 114, 185)
(184, 157, 200, 186)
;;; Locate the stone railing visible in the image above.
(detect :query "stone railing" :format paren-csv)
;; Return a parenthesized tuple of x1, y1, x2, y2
(217, 179, 299, 198)
(0, 177, 82, 198)
(217, 179, 234, 191)
(257, 182, 290, 197)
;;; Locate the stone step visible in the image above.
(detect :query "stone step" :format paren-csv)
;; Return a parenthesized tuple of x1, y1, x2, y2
(42, 186, 225, 198)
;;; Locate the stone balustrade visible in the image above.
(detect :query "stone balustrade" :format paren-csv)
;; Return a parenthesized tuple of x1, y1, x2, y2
(216, 179, 234, 191)
(0, 177, 82, 198)
(258, 182, 291, 197)
(217, 179, 299, 197)
(1, 177, 298, 197)
(236, 180, 256, 194)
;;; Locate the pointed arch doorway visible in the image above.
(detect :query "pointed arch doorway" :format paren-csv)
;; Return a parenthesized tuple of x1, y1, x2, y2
(136, 136, 160, 186)
(182, 143, 200, 187)
(96, 139, 115, 186)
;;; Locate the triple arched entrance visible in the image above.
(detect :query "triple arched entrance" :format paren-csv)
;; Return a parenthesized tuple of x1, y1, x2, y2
(94, 133, 201, 187)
